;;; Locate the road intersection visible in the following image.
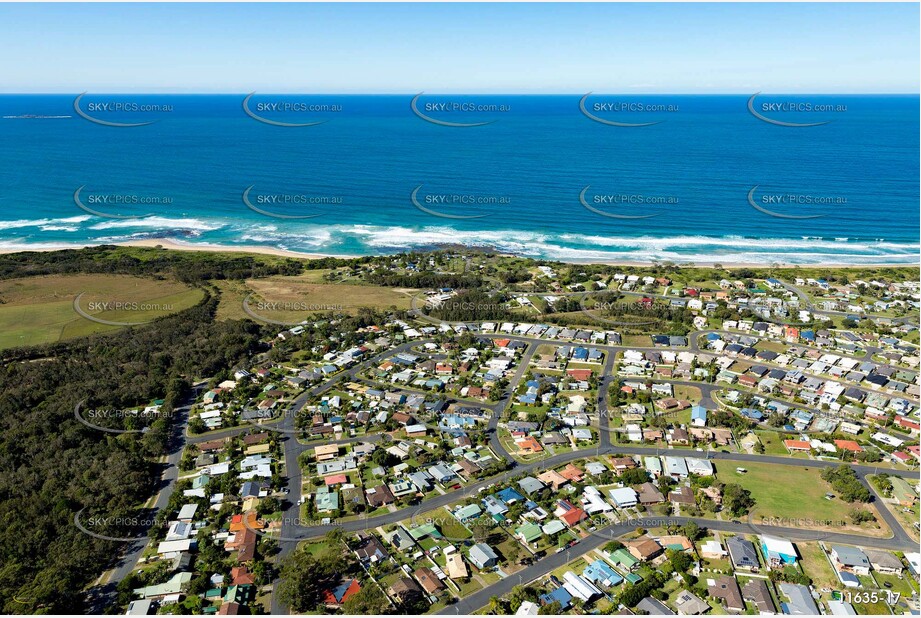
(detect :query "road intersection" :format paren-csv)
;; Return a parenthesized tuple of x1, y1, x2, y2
(96, 318, 918, 614)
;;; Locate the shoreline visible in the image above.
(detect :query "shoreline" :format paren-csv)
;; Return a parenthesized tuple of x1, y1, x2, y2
(121, 238, 355, 259)
(0, 239, 916, 269)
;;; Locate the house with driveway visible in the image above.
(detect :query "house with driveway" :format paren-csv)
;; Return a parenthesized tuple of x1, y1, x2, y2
(469, 542, 499, 569)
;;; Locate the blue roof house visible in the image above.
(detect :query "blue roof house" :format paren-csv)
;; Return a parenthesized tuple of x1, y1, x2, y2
(583, 559, 623, 588)
(540, 586, 573, 610)
(496, 487, 525, 504)
(691, 406, 707, 427)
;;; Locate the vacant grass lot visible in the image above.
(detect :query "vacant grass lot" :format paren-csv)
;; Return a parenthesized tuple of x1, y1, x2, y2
(755, 340, 788, 354)
(217, 275, 413, 323)
(673, 385, 702, 402)
(796, 542, 838, 590)
(716, 461, 890, 537)
(0, 274, 203, 349)
(754, 430, 791, 456)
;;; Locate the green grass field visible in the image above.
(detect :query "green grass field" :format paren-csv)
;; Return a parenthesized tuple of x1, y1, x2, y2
(216, 275, 413, 321)
(796, 542, 838, 590)
(715, 461, 889, 537)
(0, 274, 203, 349)
(755, 340, 788, 354)
(673, 385, 702, 402)
(753, 430, 791, 456)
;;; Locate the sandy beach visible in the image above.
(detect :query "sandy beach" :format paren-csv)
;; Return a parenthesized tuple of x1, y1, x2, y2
(0, 238, 915, 269)
(118, 238, 353, 259)
(0, 239, 353, 260)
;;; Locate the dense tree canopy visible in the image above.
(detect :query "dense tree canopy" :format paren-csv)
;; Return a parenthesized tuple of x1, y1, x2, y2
(0, 244, 304, 283)
(276, 541, 358, 613)
(821, 465, 872, 503)
(0, 287, 264, 612)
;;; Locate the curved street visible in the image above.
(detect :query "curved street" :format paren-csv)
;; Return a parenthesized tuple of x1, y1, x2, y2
(99, 311, 918, 615)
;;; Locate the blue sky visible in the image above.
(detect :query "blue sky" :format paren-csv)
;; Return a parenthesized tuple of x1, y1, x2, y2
(0, 3, 917, 93)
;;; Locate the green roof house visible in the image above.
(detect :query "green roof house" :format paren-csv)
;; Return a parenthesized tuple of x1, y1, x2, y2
(315, 487, 339, 512)
(454, 503, 482, 522)
(611, 548, 639, 570)
(515, 522, 543, 543)
(409, 522, 442, 540)
(890, 477, 917, 506)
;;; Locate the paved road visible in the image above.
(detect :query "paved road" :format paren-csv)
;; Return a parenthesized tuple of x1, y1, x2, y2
(472, 330, 918, 408)
(436, 512, 918, 615)
(415, 288, 918, 400)
(252, 330, 917, 612)
(415, 283, 919, 331)
(693, 327, 917, 378)
(596, 375, 909, 441)
(608, 284, 918, 329)
(80, 285, 917, 614)
(273, 439, 917, 541)
(487, 340, 537, 462)
(111, 327, 915, 614)
(84, 384, 205, 613)
(776, 280, 918, 327)
(269, 340, 424, 614)
(596, 353, 617, 449)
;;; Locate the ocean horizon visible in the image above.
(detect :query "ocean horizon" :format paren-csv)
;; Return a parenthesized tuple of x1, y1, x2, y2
(1, 93, 918, 265)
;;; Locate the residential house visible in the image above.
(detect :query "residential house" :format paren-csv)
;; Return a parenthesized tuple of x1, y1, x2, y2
(741, 579, 776, 615)
(726, 536, 760, 571)
(638, 597, 675, 615)
(323, 579, 361, 607)
(446, 553, 468, 579)
(626, 538, 663, 562)
(864, 549, 903, 575)
(537, 469, 569, 490)
(777, 583, 818, 615)
(562, 571, 602, 603)
(469, 543, 499, 569)
(708, 576, 744, 612)
(761, 535, 797, 567)
(609, 487, 639, 508)
(388, 577, 422, 602)
(637, 482, 665, 505)
(414, 566, 445, 594)
(365, 484, 395, 508)
(674, 589, 710, 615)
(354, 533, 389, 564)
(831, 545, 871, 576)
(518, 477, 546, 496)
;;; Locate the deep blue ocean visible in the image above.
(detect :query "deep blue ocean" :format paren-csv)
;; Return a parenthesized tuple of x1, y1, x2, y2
(0, 94, 918, 264)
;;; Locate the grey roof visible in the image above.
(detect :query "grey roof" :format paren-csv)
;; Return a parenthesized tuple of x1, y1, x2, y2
(864, 549, 903, 570)
(518, 476, 546, 494)
(832, 545, 870, 569)
(637, 597, 674, 615)
(469, 542, 498, 567)
(778, 583, 819, 615)
(429, 463, 455, 480)
(171, 552, 192, 572)
(828, 600, 858, 616)
(726, 536, 759, 569)
(674, 590, 709, 615)
(389, 527, 415, 549)
(408, 471, 432, 490)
